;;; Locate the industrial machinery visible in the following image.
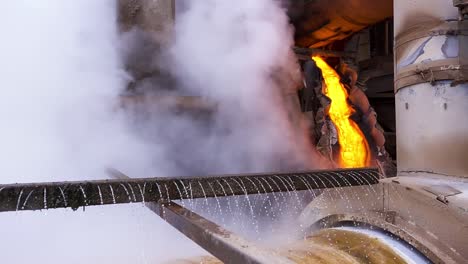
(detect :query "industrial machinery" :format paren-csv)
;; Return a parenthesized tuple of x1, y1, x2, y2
(1, 0, 468, 263)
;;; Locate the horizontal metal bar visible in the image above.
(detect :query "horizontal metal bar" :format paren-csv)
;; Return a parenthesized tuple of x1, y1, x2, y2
(0, 168, 380, 212)
(293, 47, 356, 59)
(149, 202, 294, 264)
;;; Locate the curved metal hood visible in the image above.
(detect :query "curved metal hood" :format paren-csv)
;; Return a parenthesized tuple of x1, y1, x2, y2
(288, 0, 393, 48)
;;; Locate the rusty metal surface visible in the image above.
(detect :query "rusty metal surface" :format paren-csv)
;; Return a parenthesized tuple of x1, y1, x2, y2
(151, 202, 294, 264)
(119, 94, 217, 113)
(118, 0, 175, 33)
(0, 168, 380, 212)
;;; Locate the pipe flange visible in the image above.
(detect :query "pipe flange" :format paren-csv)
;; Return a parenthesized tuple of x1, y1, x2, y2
(395, 20, 468, 92)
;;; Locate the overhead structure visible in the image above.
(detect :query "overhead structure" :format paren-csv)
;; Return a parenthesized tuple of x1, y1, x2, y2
(289, 0, 393, 48)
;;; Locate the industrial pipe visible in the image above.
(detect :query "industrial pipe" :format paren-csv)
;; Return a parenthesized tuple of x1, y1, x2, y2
(394, 0, 468, 177)
(0, 168, 380, 212)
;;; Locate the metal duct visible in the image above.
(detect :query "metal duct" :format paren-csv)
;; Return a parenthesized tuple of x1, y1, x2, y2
(290, 0, 393, 48)
(394, 0, 468, 177)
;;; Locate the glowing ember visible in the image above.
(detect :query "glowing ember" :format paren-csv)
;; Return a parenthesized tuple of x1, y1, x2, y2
(312, 57, 369, 168)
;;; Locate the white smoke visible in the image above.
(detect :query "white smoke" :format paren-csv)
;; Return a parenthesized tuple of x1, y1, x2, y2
(0, 1, 202, 263)
(170, 0, 303, 174)
(124, 0, 323, 176)
(0, 0, 324, 263)
(0, 1, 159, 182)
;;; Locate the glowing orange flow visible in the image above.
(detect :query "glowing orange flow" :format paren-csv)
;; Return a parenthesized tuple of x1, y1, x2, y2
(312, 57, 369, 168)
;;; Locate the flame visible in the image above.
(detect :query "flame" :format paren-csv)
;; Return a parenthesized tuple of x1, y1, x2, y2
(312, 56, 369, 168)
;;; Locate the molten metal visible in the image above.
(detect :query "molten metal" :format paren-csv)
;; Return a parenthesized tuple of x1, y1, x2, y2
(312, 57, 369, 168)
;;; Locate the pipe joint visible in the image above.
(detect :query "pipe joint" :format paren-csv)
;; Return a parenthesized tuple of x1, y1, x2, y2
(395, 20, 468, 92)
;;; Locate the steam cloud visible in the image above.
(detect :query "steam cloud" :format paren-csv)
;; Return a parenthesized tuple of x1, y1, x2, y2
(169, 0, 321, 174)
(0, 0, 323, 263)
(125, 0, 323, 176)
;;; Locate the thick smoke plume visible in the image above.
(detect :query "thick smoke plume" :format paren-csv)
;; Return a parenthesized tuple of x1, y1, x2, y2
(0, 0, 323, 263)
(0, 1, 200, 263)
(125, 0, 323, 176)
(0, 1, 157, 182)
(171, 0, 320, 173)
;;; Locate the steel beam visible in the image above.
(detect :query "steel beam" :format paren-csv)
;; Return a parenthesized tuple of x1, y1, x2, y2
(112, 170, 294, 263)
(0, 168, 379, 212)
(149, 202, 294, 264)
(293, 47, 355, 60)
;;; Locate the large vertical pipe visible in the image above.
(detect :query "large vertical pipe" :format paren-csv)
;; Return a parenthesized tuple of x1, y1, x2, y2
(394, 0, 468, 177)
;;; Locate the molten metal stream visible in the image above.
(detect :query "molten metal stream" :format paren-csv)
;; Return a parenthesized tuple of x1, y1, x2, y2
(312, 57, 369, 168)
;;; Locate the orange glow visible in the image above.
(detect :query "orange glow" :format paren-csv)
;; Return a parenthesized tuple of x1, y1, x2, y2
(312, 56, 369, 168)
